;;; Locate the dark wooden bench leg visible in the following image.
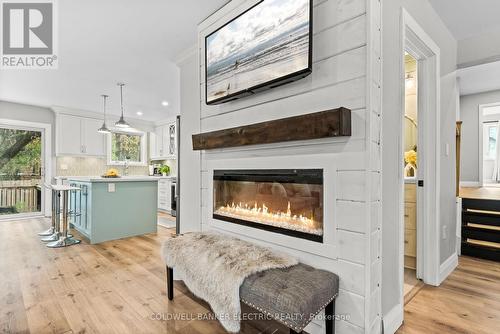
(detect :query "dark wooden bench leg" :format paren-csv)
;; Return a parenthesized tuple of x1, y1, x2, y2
(166, 266, 174, 300)
(325, 300, 335, 334)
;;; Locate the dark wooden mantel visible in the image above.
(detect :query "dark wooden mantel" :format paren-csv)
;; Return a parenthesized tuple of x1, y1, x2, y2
(192, 107, 351, 150)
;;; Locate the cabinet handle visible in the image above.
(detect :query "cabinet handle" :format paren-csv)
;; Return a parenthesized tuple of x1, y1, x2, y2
(404, 214, 409, 217)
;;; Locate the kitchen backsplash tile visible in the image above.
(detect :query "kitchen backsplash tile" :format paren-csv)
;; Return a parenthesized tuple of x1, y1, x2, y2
(56, 156, 176, 177)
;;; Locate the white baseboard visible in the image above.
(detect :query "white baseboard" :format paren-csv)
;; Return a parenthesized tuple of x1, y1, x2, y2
(439, 252, 458, 284)
(382, 303, 403, 334)
(459, 181, 480, 187)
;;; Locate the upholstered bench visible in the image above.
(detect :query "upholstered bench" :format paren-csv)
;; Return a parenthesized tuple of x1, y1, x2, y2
(166, 263, 339, 333)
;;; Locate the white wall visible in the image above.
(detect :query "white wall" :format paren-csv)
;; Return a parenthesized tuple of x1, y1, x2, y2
(177, 50, 202, 233)
(184, 0, 384, 333)
(381, 0, 457, 328)
(460, 90, 500, 182)
(458, 30, 500, 68)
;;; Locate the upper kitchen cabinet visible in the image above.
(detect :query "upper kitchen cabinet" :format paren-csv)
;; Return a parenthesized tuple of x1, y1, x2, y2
(150, 121, 176, 160)
(56, 114, 106, 156)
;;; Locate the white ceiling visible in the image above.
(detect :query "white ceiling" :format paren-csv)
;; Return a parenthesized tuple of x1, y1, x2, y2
(0, 0, 228, 122)
(428, 0, 500, 41)
(458, 61, 500, 96)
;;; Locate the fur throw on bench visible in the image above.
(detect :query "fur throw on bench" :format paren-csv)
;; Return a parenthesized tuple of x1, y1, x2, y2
(161, 232, 298, 332)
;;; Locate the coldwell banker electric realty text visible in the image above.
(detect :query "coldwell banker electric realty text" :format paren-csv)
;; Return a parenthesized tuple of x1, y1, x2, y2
(1, 0, 58, 69)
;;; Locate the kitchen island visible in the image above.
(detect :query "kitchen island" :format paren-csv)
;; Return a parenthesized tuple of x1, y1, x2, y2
(64, 176, 158, 244)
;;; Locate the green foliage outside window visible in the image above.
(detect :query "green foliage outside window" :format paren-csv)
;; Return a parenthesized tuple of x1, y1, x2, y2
(111, 132, 142, 162)
(0, 129, 41, 180)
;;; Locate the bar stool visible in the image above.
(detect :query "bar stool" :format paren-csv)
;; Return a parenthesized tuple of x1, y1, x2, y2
(46, 185, 81, 248)
(40, 187, 61, 242)
(38, 184, 54, 236)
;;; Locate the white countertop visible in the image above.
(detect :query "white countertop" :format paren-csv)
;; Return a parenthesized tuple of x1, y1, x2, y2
(55, 175, 176, 183)
(51, 185, 81, 191)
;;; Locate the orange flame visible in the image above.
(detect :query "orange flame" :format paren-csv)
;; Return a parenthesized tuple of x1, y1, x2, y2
(214, 201, 322, 236)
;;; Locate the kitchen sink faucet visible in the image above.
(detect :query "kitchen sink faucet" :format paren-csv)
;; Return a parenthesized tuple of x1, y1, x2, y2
(124, 157, 129, 176)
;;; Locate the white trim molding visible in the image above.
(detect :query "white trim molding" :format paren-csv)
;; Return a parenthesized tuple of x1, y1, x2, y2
(439, 253, 458, 284)
(477, 102, 500, 187)
(392, 8, 442, 326)
(398, 6, 442, 292)
(382, 303, 404, 334)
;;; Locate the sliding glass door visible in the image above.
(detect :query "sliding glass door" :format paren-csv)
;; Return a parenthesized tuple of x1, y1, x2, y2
(0, 127, 43, 216)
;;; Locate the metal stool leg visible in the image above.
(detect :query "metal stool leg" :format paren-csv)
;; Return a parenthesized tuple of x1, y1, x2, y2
(41, 190, 61, 242)
(38, 190, 56, 236)
(47, 190, 80, 248)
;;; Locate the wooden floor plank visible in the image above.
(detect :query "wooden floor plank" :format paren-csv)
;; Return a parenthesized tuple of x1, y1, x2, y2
(1, 218, 500, 334)
(397, 256, 500, 334)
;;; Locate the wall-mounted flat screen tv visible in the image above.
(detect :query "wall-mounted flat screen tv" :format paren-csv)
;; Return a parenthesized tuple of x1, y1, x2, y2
(205, 0, 312, 105)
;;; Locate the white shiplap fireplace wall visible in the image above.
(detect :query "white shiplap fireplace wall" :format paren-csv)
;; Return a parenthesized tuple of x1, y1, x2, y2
(195, 0, 382, 333)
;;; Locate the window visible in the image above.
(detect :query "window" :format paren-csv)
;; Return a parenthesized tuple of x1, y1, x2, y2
(107, 131, 146, 166)
(0, 127, 43, 215)
(484, 123, 498, 160)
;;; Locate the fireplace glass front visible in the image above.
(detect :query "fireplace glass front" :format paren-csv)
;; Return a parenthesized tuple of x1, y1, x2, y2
(213, 169, 323, 242)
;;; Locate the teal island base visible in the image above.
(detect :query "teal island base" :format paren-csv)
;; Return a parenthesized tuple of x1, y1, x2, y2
(67, 178, 158, 244)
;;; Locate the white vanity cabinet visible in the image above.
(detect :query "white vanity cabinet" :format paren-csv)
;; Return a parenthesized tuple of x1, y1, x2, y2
(56, 114, 105, 156)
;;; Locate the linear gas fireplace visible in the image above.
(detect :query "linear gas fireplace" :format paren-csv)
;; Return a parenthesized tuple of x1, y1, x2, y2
(213, 169, 323, 242)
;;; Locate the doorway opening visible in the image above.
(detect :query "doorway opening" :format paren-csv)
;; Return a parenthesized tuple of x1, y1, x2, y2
(393, 10, 442, 330)
(0, 120, 51, 219)
(402, 54, 424, 299)
(478, 103, 500, 187)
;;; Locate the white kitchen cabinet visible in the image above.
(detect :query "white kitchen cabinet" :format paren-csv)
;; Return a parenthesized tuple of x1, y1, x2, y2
(56, 114, 105, 156)
(158, 179, 171, 212)
(57, 114, 82, 155)
(166, 123, 177, 157)
(150, 122, 176, 160)
(148, 132, 156, 159)
(82, 118, 106, 156)
(156, 126, 165, 158)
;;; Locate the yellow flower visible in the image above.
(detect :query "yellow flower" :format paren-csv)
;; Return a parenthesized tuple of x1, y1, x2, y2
(404, 150, 417, 165)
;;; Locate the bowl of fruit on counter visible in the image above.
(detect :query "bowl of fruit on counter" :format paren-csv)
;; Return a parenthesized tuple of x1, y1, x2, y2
(102, 168, 121, 178)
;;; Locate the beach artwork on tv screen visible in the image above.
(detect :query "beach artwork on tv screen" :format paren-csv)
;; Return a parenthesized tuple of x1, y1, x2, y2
(206, 0, 311, 104)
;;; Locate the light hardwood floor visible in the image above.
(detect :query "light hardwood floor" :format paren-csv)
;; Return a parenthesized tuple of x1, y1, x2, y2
(1, 218, 499, 334)
(397, 256, 500, 334)
(0, 218, 287, 334)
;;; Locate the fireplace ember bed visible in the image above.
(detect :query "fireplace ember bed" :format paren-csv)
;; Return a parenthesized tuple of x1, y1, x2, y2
(213, 169, 324, 242)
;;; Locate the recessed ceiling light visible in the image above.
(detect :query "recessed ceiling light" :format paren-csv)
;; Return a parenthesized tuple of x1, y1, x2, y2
(161, 101, 169, 107)
(136, 111, 143, 116)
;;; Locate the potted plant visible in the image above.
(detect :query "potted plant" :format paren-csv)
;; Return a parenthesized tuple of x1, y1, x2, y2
(159, 165, 170, 177)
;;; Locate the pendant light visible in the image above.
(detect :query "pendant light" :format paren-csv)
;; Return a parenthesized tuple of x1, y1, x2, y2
(115, 82, 130, 128)
(97, 94, 111, 133)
